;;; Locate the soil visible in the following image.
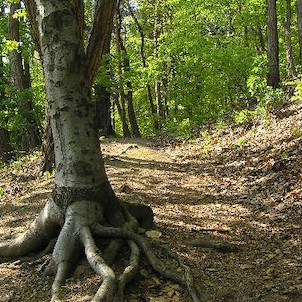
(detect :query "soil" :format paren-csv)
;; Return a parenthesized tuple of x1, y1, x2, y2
(1, 100, 302, 302)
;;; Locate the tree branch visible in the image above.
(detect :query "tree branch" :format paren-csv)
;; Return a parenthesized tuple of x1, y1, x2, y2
(85, 0, 117, 87)
(23, 0, 42, 58)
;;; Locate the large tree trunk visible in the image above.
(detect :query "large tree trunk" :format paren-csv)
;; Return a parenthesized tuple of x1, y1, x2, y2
(0, 2, 202, 302)
(9, 2, 41, 151)
(267, 0, 281, 88)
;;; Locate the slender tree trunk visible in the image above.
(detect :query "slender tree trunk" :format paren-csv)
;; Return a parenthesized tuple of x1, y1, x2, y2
(128, 2, 159, 131)
(153, 7, 165, 128)
(258, 26, 266, 53)
(114, 21, 131, 138)
(0, 53, 6, 104)
(125, 79, 141, 137)
(0, 5, 13, 162)
(297, 0, 302, 64)
(40, 109, 54, 173)
(95, 28, 116, 137)
(284, 0, 296, 78)
(115, 2, 141, 137)
(9, 2, 41, 151)
(95, 85, 116, 136)
(0, 128, 13, 163)
(267, 0, 280, 88)
(114, 92, 131, 137)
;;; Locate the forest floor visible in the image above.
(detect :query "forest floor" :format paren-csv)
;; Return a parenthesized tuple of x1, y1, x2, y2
(0, 100, 302, 302)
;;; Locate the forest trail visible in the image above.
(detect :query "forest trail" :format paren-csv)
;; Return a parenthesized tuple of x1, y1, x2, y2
(1, 100, 302, 302)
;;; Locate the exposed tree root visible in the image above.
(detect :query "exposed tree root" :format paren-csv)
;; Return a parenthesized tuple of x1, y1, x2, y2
(92, 225, 202, 302)
(0, 197, 203, 302)
(114, 241, 140, 301)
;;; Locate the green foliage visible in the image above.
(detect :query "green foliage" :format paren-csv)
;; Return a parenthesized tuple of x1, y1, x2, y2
(234, 86, 286, 125)
(0, 0, 298, 145)
(109, 0, 281, 136)
(0, 187, 5, 197)
(292, 128, 302, 139)
(294, 76, 302, 100)
(2, 39, 20, 54)
(247, 55, 268, 98)
(232, 137, 249, 149)
(234, 109, 254, 125)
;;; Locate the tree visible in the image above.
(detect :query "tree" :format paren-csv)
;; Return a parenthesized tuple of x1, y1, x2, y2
(115, 0, 141, 137)
(0, 1, 201, 301)
(8, 1, 41, 151)
(267, 0, 281, 88)
(284, 0, 296, 78)
(128, 0, 159, 131)
(297, 0, 302, 64)
(95, 19, 116, 137)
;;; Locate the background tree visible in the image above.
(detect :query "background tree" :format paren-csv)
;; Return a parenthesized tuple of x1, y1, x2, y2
(115, 0, 141, 137)
(284, 0, 296, 78)
(8, 1, 41, 151)
(297, 0, 302, 64)
(267, 0, 281, 88)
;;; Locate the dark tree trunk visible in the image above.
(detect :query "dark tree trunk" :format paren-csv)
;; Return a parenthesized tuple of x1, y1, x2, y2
(124, 62, 141, 138)
(40, 109, 54, 173)
(115, 2, 141, 137)
(0, 128, 13, 163)
(0, 55, 6, 104)
(9, 2, 41, 151)
(284, 0, 296, 78)
(258, 26, 266, 53)
(95, 27, 116, 137)
(114, 92, 131, 137)
(95, 84, 116, 136)
(267, 0, 280, 88)
(153, 7, 165, 128)
(297, 0, 302, 64)
(114, 12, 131, 138)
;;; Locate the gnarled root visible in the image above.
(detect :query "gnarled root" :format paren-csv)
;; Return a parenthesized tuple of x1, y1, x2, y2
(92, 225, 202, 302)
(0, 198, 203, 302)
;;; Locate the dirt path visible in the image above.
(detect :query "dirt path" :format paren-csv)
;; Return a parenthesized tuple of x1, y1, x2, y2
(1, 101, 302, 302)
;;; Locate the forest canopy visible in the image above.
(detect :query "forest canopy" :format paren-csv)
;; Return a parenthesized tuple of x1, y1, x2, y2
(0, 0, 301, 151)
(0, 0, 301, 159)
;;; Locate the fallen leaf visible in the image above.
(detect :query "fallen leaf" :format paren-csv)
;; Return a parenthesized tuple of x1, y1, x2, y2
(146, 230, 162, 239)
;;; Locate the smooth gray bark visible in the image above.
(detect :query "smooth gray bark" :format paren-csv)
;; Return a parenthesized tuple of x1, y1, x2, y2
(35, 1, 106, 189)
